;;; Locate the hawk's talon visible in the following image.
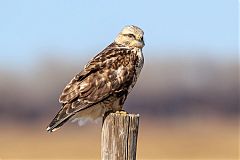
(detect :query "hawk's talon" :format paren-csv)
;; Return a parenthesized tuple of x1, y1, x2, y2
(115, 110, 128, 115)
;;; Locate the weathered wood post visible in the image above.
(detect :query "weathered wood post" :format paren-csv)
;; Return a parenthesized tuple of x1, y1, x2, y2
(101, 112, 140, 160)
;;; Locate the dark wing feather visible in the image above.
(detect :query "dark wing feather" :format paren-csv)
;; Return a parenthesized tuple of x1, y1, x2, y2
(47, 43, 137, 132)
(59, 43, 135, 104)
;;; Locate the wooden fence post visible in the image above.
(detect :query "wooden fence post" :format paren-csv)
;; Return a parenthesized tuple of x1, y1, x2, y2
(101, 112, 140, 160)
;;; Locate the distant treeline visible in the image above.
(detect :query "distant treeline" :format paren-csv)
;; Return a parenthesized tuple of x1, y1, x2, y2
(0, 53, 238, 122)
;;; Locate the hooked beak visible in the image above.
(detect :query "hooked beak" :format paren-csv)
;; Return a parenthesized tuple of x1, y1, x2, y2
(136, 36, 144, 48)
(130, 39, 144, 48)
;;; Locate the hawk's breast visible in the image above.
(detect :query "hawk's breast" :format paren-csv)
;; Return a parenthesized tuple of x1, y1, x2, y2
(135, 48, 144, 77)
(128, 48, 144, 93)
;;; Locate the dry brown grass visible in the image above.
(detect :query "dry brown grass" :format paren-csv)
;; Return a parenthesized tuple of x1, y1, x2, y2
(0, 117, 238, 160)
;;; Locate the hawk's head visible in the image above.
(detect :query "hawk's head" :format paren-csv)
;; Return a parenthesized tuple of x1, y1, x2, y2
(115, 25, 144, 49)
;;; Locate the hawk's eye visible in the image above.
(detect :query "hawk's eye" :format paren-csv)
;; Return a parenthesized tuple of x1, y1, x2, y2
(127, 34, 135, 39)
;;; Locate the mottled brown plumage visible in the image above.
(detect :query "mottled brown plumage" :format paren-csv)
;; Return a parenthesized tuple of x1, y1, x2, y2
(47, 25, 144, 132)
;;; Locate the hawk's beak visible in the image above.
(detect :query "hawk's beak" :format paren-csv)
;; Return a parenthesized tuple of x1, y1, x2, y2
(142, 39, 145, 47)
(134, 40, 144, 48)
(130, 35, 143, 48)
(137, 36, 144, 48)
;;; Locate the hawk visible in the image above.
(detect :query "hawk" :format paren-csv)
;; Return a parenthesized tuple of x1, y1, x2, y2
(46, 25, 145, 132)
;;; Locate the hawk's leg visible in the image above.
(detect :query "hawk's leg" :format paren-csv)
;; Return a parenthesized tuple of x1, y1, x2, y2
(102, 110, 114, 125)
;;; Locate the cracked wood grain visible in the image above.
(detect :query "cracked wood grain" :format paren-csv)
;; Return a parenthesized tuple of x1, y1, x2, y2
(101, 112, 140, 160)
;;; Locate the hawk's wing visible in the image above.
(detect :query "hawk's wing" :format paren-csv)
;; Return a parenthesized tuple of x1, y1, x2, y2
(47, 43, 137, 132)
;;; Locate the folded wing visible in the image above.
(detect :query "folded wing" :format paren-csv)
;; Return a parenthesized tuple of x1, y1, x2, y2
(47, 43, 137, 132)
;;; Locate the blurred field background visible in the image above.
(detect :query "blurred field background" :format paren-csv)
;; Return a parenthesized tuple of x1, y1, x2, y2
(0, 0, 238, 160)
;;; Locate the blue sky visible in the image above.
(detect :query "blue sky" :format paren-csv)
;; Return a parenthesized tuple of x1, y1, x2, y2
(0, 0, 237, 68)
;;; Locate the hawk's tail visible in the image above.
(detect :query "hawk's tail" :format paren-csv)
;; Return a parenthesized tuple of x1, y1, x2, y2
(46, 106, 74, 132)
